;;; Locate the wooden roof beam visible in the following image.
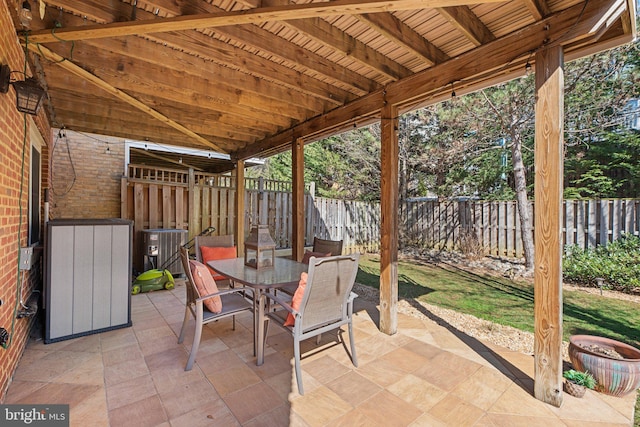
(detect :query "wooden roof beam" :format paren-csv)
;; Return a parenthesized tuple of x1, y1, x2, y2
(140, 0, 380, 93)
(239, 0, 411, 80)
(48, 41, 316, 125)
(29, 43, 226, 152)
(357, 13, 449, 65)
(25, 0, 507, 44)
(55, 1, 374, 102)
(285, 17, 413, 81)
(82, 36, 333, 114)
(233, 0, 626, 160)
(435, 6, 495, 46)
(49, 92, 271, 140)
(521, 0, 552, 20)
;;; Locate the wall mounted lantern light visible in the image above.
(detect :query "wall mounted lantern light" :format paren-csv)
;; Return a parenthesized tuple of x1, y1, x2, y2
(19, 0, 33, 29)
(0, 64, 46, 115)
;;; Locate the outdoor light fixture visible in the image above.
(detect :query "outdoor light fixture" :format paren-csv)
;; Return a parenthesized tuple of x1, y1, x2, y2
(18, 0, 33, 29)
(0, 64, 46, 115)
(525, 62, 532, 76)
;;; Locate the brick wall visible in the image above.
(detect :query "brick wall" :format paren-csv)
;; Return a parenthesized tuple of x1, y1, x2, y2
(0, 2, 52, 401)
(50, 130, 125, 219)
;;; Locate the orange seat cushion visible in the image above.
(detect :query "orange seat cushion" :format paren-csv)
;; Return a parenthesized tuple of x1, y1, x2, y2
(189, 260, 222, 313)
(284, 272, 308, 327)
(200, 245, 237, 281)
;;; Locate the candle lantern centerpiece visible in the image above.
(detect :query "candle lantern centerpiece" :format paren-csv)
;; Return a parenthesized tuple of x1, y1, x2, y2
(244, 225, 276, 269)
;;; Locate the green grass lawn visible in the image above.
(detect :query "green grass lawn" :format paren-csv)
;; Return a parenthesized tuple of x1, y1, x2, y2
(356, 253, 640, 348)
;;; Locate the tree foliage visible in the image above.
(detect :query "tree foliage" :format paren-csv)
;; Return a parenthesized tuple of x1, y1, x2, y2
(252, 40, 640, 201)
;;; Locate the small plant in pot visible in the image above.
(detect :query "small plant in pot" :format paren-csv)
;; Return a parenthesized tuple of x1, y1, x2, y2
(563, 369, 596, 398)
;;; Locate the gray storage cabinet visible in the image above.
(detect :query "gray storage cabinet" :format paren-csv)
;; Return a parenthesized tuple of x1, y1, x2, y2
(46, 219, 133, 343)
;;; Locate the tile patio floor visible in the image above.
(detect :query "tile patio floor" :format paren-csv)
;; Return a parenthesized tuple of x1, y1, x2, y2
(4, 280, 636, 426)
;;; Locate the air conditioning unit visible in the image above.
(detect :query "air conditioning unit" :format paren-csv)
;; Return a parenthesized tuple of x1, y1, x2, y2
(141, 229, 188, 275)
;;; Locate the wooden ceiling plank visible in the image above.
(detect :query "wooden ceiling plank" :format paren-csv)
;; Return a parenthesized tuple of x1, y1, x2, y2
(64, 41, 315, 122)
(435, 6, 495, 46)
(40, 7, 354, 106)
(40, 41, 301, 128)
(286, 17, 412, 80)
(55, 111, 243, 149)
(234, 0, 624, 160)
(216, 23, 378, 94)
(357, 12, 449, 65)
(57, 2, 368, 105)
(521, 0, 551, 21)
(145, 31, 354, 105)
(83, 36, 330, 114)
(29, 43, 226, 152)
(50, 96, 269, 141)
(26, 0, 507, 44)
(133, 0, 375, 98)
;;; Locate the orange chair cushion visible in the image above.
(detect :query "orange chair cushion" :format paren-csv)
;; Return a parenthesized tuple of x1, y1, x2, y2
(200, 245, 237, 281)
(301, 250, 331, 265)
(284, 272, 308, 327)
(189, 260, 222, 313)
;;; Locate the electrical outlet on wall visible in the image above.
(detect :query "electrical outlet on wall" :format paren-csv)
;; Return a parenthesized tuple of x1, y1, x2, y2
(19, 247, 33, 270)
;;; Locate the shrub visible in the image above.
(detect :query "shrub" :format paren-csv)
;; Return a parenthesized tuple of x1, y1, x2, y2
(458, 229, 484, 260)
(563, 233, 640, 292)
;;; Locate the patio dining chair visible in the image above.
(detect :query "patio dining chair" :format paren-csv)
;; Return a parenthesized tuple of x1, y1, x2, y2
(178, 247, 253, 371)
(312, 237, 343, 256)
(261, 253, 360, 395)
(195, 234, 236, 288)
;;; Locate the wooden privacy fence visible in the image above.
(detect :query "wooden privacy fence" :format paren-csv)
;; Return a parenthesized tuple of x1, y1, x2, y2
(402, 198, 640, 258)
(123, 165, 640, 266)
(123, 165, 345, 270)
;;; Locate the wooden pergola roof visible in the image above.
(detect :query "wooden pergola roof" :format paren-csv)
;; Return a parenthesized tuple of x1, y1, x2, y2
(9, 0, 636, 166)
(8, 0, 636, 408)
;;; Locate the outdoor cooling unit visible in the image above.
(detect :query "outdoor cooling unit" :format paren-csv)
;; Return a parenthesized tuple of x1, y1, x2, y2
(142, 229, 188, 275)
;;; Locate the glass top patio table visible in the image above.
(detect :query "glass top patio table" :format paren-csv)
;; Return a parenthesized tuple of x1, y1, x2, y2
(207, 257, 307, 365)
(207, 257, 307, 290)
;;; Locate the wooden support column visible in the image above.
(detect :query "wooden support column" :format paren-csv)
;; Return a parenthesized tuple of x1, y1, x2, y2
(188, 168, 197, 240)
(234, 160, 246, 257)
(380, 101, 399, 335)
(533, 45, 564, 407)
(292, 138, 305, 261)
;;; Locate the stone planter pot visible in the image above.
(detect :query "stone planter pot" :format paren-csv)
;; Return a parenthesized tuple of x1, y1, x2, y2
(563, 380, 587, 398)
(569, 335, 640, 397)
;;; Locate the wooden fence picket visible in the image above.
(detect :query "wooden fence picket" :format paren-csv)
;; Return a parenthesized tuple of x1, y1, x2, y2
(123, 165, 640, 267)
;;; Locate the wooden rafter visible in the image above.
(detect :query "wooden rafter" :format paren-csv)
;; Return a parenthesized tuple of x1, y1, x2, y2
(285, 17, 412, 81)
(29, 44, 225, 152)
(435, 6, 495, 46)
(25, 0, 507, 44)
(522, 0, 552, 20)
(357, 13, 449, 65)
(232, 0, 625, 160)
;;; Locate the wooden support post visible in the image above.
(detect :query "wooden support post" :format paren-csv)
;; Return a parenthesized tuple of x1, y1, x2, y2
(533, 45, 564, 407)
(292, 138, 305, 262)
(380, 101, 399, 335)
(234, 160, 246, 257)
(188, 168, 197, 240)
